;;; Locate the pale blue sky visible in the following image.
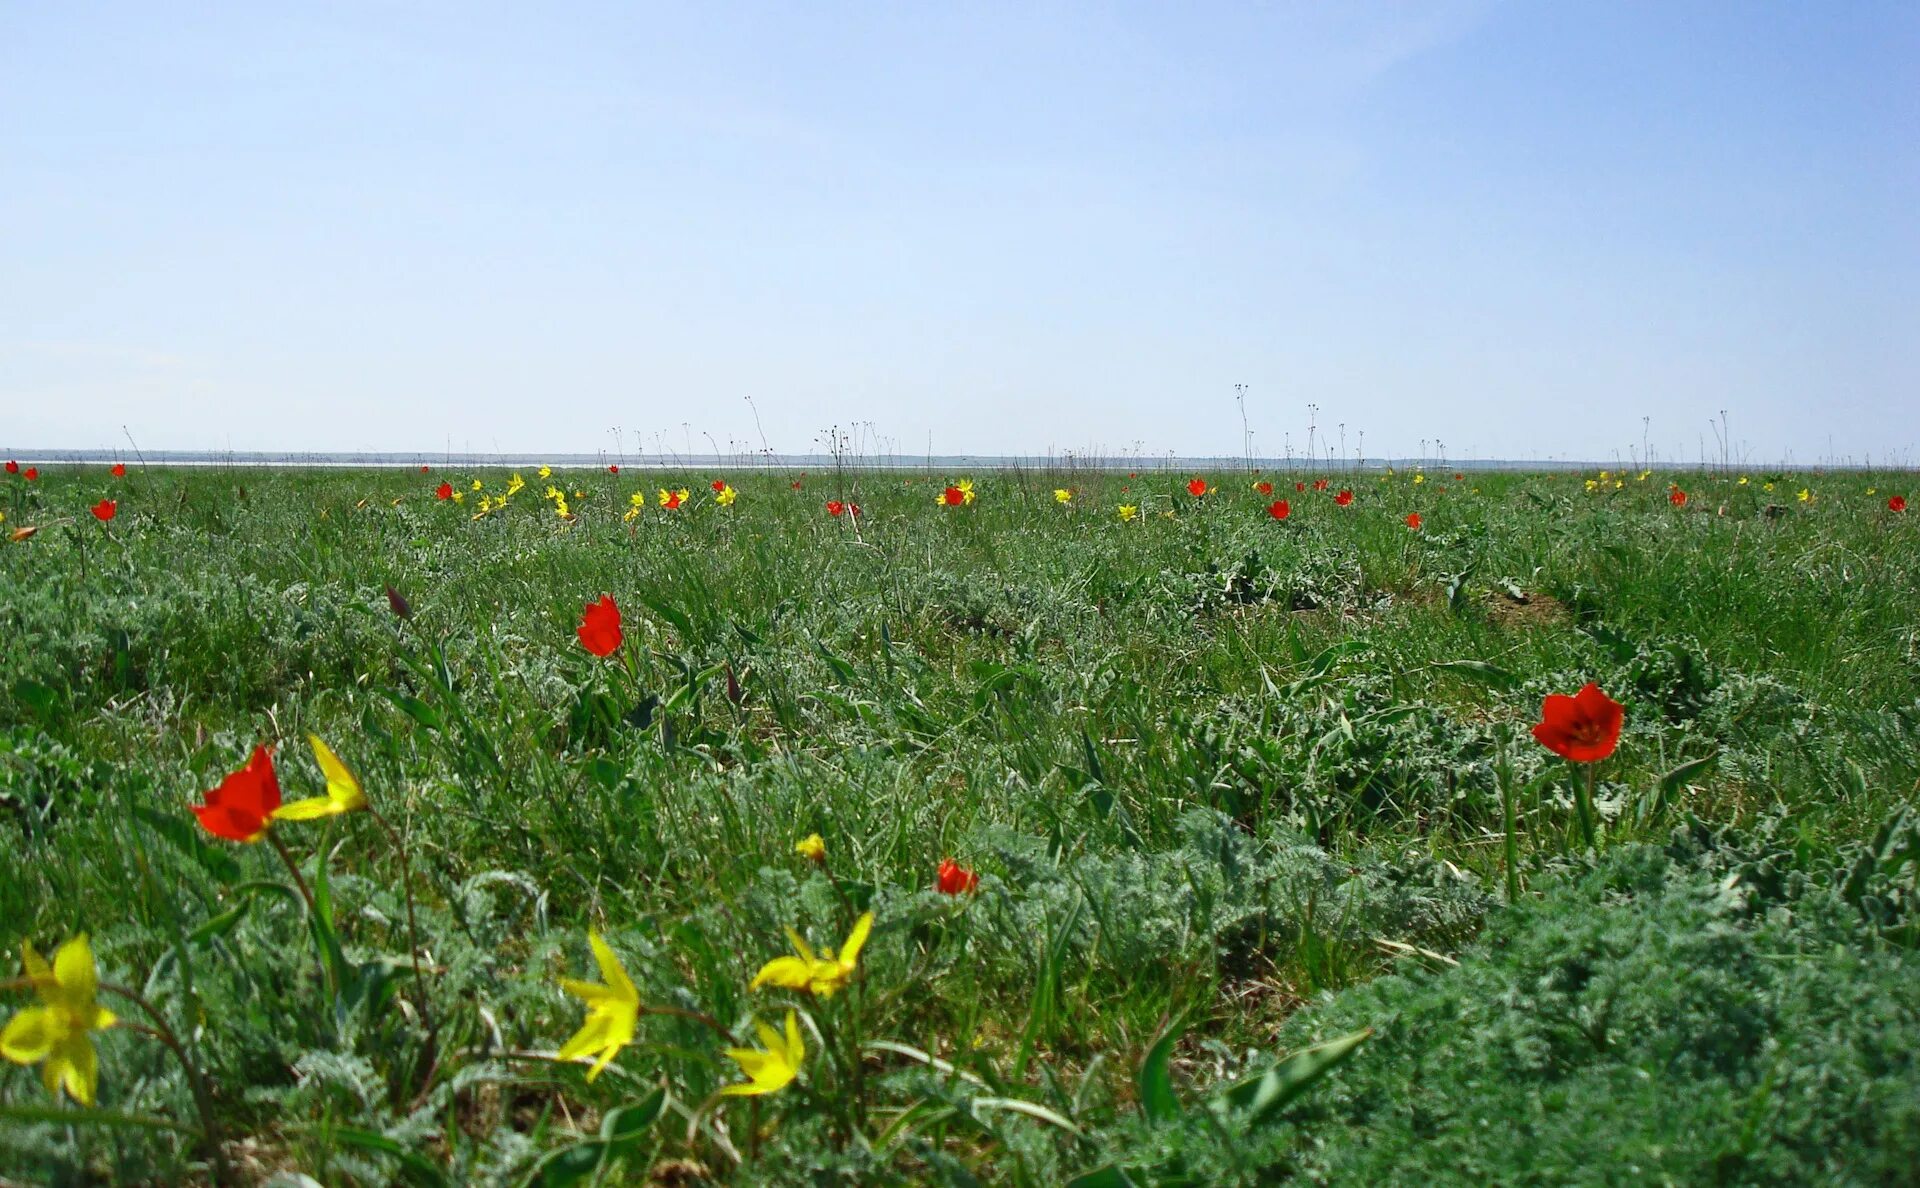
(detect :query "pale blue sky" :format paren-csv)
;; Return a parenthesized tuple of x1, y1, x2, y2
(3, 3, 1914, 463)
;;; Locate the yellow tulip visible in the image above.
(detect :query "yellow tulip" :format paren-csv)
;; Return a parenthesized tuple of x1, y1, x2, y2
(1, 935, 117, 1105)
(558, 932, 640, 1080)
(751, 912, 872, 998)
(273, 735, 369, 821)
(721, 1009, 803, 1096)
(1053, 489, 1072, 504)
(794, 834, 826, 862)
(1117, 505, 1138, 522)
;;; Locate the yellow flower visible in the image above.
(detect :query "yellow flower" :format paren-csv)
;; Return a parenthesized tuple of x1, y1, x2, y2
(1585, 479, 1598, 492)
(794, 834, 826, 862)
(1413, 473, 1426, 485)
(538, 466, 553, 479)
(1763, 482, 1775, 492)
(623, 507, 641, 523)
(273, 735, 370, 821)
(715, 485, 738, 507)
(545, 485, 563, 500)
(1797, 488, 1812, 503)
(471, 479, 483, 492)
(558, 931, 640, 1080)
(555, 496, 571, 519)
(1117, 504, 1137, 522)
(721, 1009, 803, 1097)
(451, 491, 465, 503)
(1054, 488, 1072, 504)
(1639, 470, 1652, 481)
(1614, 480, 1623, 489)
(507, 474, 526, 497)
(1, 935, 117, 1105)
(1866, 487, 1877, 496)
(629, 491, 646, 508)
(751, 911, 872, 998)
(1737, 476, 1749, 486)
(956, 478, 976, 505)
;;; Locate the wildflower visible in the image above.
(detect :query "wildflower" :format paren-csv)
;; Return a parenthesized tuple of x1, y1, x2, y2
(751, 911, 873, 998)
(608, 465, 620, 475)
(91, 500, 116, 523)
(1454, 473, 1465, 482)
(1413, 473, 1426, 485)
(1531, 683, 1624, 763)
(558, 931, 640, 1080)
(1, 935, 117, 1105)
(24, 468, 37, 481)
(386, 585, 412, 619)
(192, 745, 282, 843)
(1797, 488, 1812, 503)
(1763, 482, 1775, 492)
(1737, 475, 1748, 485)
(420, 465, 430, 473)
(452, 491, 464, 504)
(554, 495, 570, 518)
(1254, 481, 1273, 495)
(955, 478, 975, 503)
(622, 506, 641, 523)
(826, 500, 846, 517)
(1267, 500, 1290, 521)
(1669, 488, 1687, 507)
(471, 479, 483, 492)
(1054, 488, 1072, 504)
(847, 503, 862, 518)
(710, 479, 727, 493)
(1890, 495, 1907, 513)
(1406, 512, 1422, 530)
(794, 834, 826, 863)
(1295, 482, 1306, 492)
(721, 1009, 803, 1097)
(1117, 504, 1138, 522)
(790, 480, 802, 490)
(936, 859, 978, 895)
(2, 461, 14, 474)
(658, 488, 687, 510)
(8, 527, 33, 543)
(1186, 477, 1208, 497)
(715, 484, 738, 507)
(110, 464, 126, 478)
(506, 473, 526, 497)
(939, 485, 967, 507)
(1313, 478, 1330, 491)
(578, 595, 622, 657)
(435, 482, 453, 501)
(1333, 489, 1353, 507)
(539, 466, 552, 479)
(629, 491, 646, 509)
(272, 736, 369, 821)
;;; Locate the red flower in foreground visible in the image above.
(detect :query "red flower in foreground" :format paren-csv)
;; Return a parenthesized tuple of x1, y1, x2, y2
(826, 500, 846, 517)
(1405, 512, 1422, 530)
(192, 745, 282, 843)
(3, 460, 15, 474)
(937, 859, 979, 895)
(577, 595, 623, 657)
(91, 499, 117, 522)
(1267, 500, 1290, 521)
(110, 463, 126, 478)
(608, 464, 620, 474)
(435, 482, 453, 500)
(24, 468, 38, 481)
(940, 486, 966, 507)
(1531, 683, 1624, 764)
(1333, 489, 1353, 507)
(1186, 477, 1208, 497)
(1313, 478, 1330, 491)
(1890, 495, 1907, 513)
(1255, 481, 1273, 496)
(1669, 488, 1687, 507)
(711, 479, 727, 493)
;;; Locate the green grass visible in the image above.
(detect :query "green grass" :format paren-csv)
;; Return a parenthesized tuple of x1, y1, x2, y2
(1, 464, 1916, 1184)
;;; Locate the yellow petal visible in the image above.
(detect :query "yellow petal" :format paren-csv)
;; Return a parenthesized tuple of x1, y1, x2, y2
(1, 1006, 59, 1064)
(307, 735, 368, 812)
(837, 912, 873, 970)
(783, 1009, 804, 1065)
(21, 943, 52, 987)
(558, 977, 617, 1005)
(271, 796, 344, 821)
(50, 1034, 98, 1105)
(587, 932, 638, 1004)
(558, 1014, 614, 1062)
(750, 956, 814, 991)
(52, 935, 97, 1004)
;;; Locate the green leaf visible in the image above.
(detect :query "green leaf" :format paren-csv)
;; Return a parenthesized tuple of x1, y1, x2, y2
(1215, 1028, 1371, 1124)
(130, 805, 241, 885)
(1138, 1027, 1183, 1123)
(1430, 659, 1520, 689)
(293, 1124, 449, 1188)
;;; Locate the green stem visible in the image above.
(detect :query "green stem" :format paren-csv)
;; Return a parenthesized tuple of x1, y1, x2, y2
(368, 807, 439, 1074)
(265, 831, 316, 916)
(1573, 762, 1597, 851)
(102, 984, 231, 1185)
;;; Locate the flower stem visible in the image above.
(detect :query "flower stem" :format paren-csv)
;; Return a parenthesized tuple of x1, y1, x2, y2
(265, 831, 316, 915)
(101, 983, 231, 1186)
(368, 806, 439, 1082)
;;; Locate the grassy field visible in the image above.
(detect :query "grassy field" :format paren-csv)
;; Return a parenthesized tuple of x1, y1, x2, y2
(3, 463, 1918, 1185)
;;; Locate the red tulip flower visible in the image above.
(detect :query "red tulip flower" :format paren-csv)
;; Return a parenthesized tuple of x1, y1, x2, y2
(1453, 473, 1464, 482)
(940, 486, 967, 506)
(1186, 477, 1208, 497)
(1255, 481, 1273, 496)
(1334, 489, 1353, 507)
(3, 460, 15, 474)
(826, 500, 846, 517)
(936, 859, 979, 895)
(1405, 512, 1422, 530)
(110, 463, 127, 478)
(91, 499, 117, 522)
(849, 503, 861, 518)
(791, 480, 802, 490)
(1669, 488, 1687, 507)
(24, 468, 38, 481)
(192, 745, 283, 843)
(577, 595, 623, 657)
(435, 482, 453, 500)
(608, 465, 620, 474)
(420, 465, 431, 473)
(1313, 478, 1330, 491)
(1531, 683, 1624, 763)
(711, 479, 727, 493)
(1267, 500, 1290, 521)
(1890, 495, 1907, 513)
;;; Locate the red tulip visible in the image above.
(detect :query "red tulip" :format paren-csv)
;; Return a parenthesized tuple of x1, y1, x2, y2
(435, 482, 453, 500)
(1313, 478, 1330, 491)
(826, 500, 846, 517)
(577, 595, 623, 657)
(111, 463, 127, 478)
(849, 503, 861, 518)
(936, 859, 979, 895)
(1453, 473, 1464, 482)
(1186, 477, 1208, 497)
(608, 464, 620, 474)
(1531, 683, 1624, 763)
(790, 480, 802, 490)
(712, 479, 727, 493)
(941, 486, 966, 506)
(23, 468, 37, 481)
(3, 461, 15, 474)
(91, 499, 117, 522)
(1890, 495, 1907, 513)
(1669, 488, 1687, 507)
(192, 745, 283, 843)
(420, 465, 431, 473)
(1295, 481, 1306, 492)
(1333, 489, 1353, 507)
(1267, 500, 1290, 521)
(1405, 512, 1422, 530)
(1255, 481, 1273, 496)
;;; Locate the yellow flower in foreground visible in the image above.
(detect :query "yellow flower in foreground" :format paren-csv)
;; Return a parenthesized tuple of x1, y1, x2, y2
(555, 496, 571, 519)
(1053, 488, 1072, 504)
(1797, 488, 1812, 503)
(751, 911, 873, 998)
(629, 491, 646, 508)
(715, 484, 738, 507)
(1413, 473, 1426, 485)
(956, 478, 976, 505)
(471, 479, 483, 492)
(538, 466, 553, 479)
(506, 473, 526, 497)
(1, 935, 117, 1105)
(721, 1009, 803, 1097)
(451, 491, 465, 503)
(558, 931, 640, 1080)
(1117, 504, 1138, 522)
(794, 834, 826, 862)
(1737, 475, 1749, 486)
(273, 735, 369, 821)
(1763, 482, 1775, 492)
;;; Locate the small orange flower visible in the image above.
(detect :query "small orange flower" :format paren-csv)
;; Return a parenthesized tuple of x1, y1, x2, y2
(192, 746, 282, 843)
(936, 859, 979, 895)
(577, 595, 623, 657)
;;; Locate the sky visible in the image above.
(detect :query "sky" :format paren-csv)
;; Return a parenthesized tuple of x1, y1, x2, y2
(3, 2, 1915, 465)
